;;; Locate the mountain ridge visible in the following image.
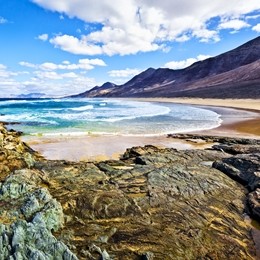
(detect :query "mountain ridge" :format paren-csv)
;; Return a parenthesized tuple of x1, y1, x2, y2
(72, 36, 260, 99)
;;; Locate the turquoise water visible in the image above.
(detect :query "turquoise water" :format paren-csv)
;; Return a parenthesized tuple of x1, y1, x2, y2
(0, 98, 221, 136)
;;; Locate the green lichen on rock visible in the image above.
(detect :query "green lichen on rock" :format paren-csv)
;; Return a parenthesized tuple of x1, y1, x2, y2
(0, 175, 77, 259)
(0, 130, 78, 259)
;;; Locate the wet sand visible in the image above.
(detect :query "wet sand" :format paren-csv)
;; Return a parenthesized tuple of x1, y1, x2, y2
(130, 98, 260, 111)
(23, 98, 260, 161)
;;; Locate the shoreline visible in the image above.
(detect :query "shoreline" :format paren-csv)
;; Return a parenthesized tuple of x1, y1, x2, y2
(23, 98, 260, 161)
(128, 97, 260, 112)
(129, 97, 260, 137)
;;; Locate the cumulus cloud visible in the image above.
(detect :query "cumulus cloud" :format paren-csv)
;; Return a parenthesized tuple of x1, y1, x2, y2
(246, 14, 260, 20)
(0, 65, 26, 98)
(0, 16, 7, 24)
(164, 55, 212, 70)
(22, 74, 98, 97)
(32, 0, 260, 55)
(252, 23, 260, 33)
(19, 59, 106, 71)
(0, 64, 7, 70)
(192, 28, 220, 42)
(108, 68, 141, 78)
(37, 33, 49, 41)
(218, 19, 250, 31)
(19, 61, 37, 68)
(0, 64, 18, 78)
(0, 62, 100, 98)
(50, 33, 161, 56)
(34, 70, 79, 80)
(175, 35, 191, 43)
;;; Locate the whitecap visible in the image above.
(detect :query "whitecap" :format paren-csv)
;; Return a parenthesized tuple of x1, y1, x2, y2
(69, 105, 94, 111)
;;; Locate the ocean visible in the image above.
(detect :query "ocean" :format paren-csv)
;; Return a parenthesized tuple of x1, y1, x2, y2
(0, 98, 221, 136)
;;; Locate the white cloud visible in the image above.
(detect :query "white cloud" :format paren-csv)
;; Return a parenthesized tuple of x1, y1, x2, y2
(19, 61, 37, 68)
(62, 72, 78, 78)
(50, 33, 161, 56)
(39, 62, 59, 70)
(0, 64, 7, 70)
(79, 58, 106, 67)
(164, 54, 211, 70)
(252, 23, 260, 33)
(37, 33, 49, 41)
(50, 76, 98, 96)
(19, 59, 106, 71)
(0, 63, 100, 98)
(0, 17, 7, 24)
(18, 59, 106, 95)
(20, 74, 98, 97)
(0, 65, 26, 97)
(108, 68, 141, 78)
(32, 0, 260, 55)
(34, 70, 79, 80)
(0, 64, 18, 78)
(34, 71, 63, 80)
(175, 35, 190, 42)
(192, 28, 220, 42)
(246, 14, 260, 20)
(218, 19, 250, 31)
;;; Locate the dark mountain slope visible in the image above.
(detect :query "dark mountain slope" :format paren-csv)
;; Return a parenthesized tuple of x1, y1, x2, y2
(74, 36, 260, 98)
(70, 82, 117, 98)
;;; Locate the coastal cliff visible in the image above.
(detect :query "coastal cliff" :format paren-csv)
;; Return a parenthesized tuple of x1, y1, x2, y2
(0, 123, 260, 259)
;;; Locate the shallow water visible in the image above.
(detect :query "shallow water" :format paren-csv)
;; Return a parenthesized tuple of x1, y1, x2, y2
(0, 98, 221, 136)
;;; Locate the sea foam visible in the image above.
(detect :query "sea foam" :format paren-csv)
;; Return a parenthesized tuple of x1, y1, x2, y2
(0, 98, 221, 136)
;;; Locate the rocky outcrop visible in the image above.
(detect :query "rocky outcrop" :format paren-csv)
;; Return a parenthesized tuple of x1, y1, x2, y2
(169, 133, 260, 222)
(0, 124, 78, 259)
(0, 124, 41, 181)
(36, 146, 256, 259)
(212, 144, 260, 221)
(0, 169, 78, 259)
(0, 124, 259, 259)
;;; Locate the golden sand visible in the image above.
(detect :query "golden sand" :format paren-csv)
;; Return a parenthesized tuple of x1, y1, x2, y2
(230, 118, 260, 136)
(129, 98, 260, 111)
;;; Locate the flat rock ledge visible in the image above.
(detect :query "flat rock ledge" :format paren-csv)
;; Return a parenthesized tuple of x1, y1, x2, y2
(0, 124, 259, 259)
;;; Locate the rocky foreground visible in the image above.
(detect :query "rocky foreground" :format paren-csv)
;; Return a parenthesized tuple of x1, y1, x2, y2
(0, 124, 260, 259)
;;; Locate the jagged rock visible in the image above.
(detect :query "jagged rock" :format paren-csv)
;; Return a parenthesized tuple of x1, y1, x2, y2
(168, 133, 260, 145)
(0, 151, 77, 259)
(213, 152, 260, 223)
(0, 123, 42, 181)
(0, 212, 77, 260)
(213, 154, 260, 190)
(212, 144, 260, 155)
(141, 252, 154, 260)
(248, 189, 260, 220)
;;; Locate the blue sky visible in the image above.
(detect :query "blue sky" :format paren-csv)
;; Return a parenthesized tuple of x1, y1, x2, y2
(0, 0, 259, 97)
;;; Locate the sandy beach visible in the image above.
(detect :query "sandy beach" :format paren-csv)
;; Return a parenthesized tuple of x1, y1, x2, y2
(23, 98, 260, 161)
(130, 98, 260, 111)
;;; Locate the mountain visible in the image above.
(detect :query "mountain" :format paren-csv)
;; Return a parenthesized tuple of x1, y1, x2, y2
(17, 93, 46, 98)
(74, 36, 260, 98)
(69, 82, 117, 98)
